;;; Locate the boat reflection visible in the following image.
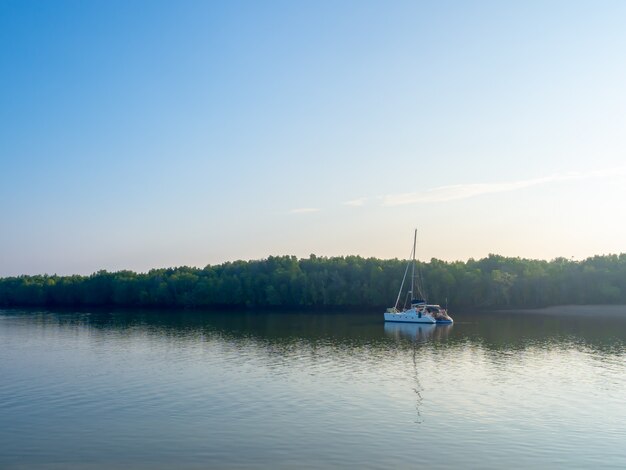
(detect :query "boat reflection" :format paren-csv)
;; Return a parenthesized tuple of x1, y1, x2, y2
(384, 323, 453, 424)
(384, 322, 452, 342)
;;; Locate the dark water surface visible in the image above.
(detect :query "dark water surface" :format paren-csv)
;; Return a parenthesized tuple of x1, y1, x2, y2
(1, 307, 625, 469)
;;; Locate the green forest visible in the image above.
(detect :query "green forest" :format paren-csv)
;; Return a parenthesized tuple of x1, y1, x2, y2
(0, 254, 625, 310)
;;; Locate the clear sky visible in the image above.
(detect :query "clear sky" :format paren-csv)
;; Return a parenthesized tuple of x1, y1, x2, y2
(1, 0, 625, 276)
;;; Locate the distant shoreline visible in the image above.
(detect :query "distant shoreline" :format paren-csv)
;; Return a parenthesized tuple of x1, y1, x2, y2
(2, 304, 626, 318)
(489, 304, 626, 316)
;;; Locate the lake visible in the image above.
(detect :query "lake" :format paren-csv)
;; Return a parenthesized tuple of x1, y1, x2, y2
(1, 307, 625, 469)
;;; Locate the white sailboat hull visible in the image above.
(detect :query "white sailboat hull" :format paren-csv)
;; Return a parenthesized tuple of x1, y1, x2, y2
(384, 309, 436, 324)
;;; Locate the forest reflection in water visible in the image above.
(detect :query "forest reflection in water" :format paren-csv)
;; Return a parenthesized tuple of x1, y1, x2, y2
(14, 305, 625, 357)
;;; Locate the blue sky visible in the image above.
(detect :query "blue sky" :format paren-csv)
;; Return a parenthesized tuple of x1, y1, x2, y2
(1, 0, 625, 275)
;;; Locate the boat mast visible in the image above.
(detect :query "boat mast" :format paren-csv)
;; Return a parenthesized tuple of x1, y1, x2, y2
(411, 228, 417, 301)
(394, 235, 415, 310)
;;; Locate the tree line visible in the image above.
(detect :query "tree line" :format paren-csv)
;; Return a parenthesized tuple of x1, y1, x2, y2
(0, 253, 624, 310)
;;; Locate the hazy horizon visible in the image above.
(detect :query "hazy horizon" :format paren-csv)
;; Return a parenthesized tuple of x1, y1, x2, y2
(3, 249, 625, 278)
(2, 1, 625, 276)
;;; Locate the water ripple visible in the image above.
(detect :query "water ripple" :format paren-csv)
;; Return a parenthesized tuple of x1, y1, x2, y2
(0, 309, 625, 469)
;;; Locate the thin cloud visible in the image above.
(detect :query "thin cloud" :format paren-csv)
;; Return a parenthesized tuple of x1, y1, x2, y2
(382, 175, 563, 206)
(344, 197, 368, 207)
(289, 208, 321, 214)
(380, 166, 626, 207)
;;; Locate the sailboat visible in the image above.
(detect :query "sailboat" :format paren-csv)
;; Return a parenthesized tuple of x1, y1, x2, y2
(383, 229, 454, 324)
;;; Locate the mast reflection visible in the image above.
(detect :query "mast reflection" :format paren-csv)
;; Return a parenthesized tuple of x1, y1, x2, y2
(384, 323, 453, 423)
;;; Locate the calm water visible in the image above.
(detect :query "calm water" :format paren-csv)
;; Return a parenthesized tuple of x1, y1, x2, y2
(1, 307, 625, 469)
